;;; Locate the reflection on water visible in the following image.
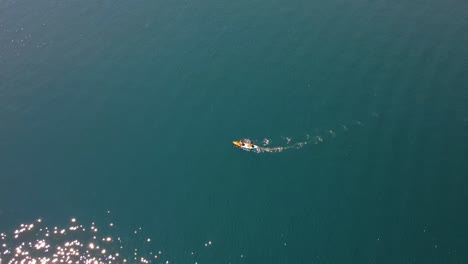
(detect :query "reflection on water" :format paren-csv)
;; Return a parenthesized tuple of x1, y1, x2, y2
(0, 214, 161, 264)
(0, 213, 225, 264)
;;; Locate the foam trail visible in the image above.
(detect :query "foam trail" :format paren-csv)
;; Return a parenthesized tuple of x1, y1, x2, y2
(235, 119, 366, 154)
(235, 138, 308, 153)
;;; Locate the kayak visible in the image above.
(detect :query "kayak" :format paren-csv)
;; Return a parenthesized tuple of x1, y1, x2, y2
(232, 140, 259, 150)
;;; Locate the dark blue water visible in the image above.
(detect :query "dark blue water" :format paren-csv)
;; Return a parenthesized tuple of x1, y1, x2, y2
(1, 0, 468, 263)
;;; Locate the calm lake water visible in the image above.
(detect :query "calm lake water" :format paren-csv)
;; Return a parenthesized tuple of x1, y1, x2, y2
(1, 0, 468, 263)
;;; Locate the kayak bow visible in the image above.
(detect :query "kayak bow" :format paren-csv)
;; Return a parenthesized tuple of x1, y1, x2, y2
(232, 141, 243, 148)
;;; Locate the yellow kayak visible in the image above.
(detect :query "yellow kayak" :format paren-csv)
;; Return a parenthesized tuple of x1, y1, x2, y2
(232, 140, 259, 150)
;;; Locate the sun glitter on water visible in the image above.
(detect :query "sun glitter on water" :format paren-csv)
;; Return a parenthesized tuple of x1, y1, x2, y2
(0, 216, 163, 264)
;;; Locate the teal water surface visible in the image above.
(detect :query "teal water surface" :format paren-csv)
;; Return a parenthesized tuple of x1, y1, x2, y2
(1, 0, 468, 263)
